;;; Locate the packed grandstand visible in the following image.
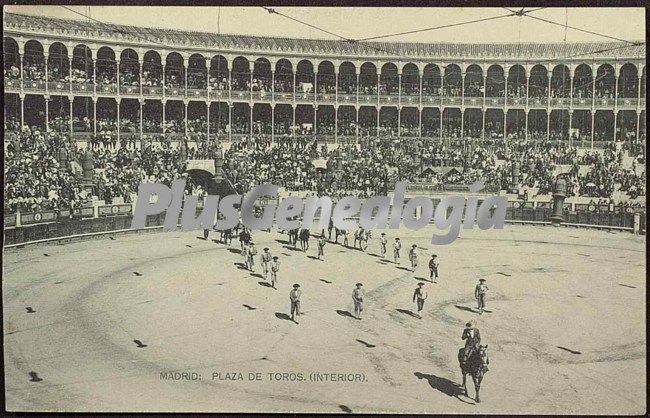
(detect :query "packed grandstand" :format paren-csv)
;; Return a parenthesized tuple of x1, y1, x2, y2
(3, 12, 646, 221)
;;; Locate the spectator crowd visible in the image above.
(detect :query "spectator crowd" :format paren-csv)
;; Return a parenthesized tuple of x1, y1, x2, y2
(4, 117, 646, 216)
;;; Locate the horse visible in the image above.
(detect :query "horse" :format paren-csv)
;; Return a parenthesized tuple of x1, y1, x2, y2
(299, 228, 311, 252)
(239, 228, 251, 250)
(354, 229, 373, 251)
(221, 228, 232, 245)
(288, 227, 300, 247)
(334, 227, 344, 243)
(458, 344, 489, 403)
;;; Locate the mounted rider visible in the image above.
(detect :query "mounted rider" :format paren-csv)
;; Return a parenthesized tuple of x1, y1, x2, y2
(461, 320, 481, 362)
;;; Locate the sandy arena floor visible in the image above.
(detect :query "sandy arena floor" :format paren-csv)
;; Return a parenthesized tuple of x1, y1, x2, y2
(3, 224, 646, 413)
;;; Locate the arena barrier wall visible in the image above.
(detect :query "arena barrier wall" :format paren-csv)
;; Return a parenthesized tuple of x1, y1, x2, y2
(4, 203, 645, 247)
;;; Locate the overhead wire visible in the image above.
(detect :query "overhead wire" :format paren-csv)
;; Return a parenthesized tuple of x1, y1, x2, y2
(502, 7, 639, 45)
(352, 10, 519, 42)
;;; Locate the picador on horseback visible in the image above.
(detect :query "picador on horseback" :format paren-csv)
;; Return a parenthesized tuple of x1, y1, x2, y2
(458, 321, 489, 403)
(354, 228, 372, 251)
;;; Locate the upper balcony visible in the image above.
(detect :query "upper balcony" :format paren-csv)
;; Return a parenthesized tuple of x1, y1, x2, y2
(4, 77, 646, 112)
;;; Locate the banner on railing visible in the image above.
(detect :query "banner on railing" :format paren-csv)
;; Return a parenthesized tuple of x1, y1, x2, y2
(20, 211, 57, 225)
(98, 204, 132, 217)
(74, 207, 95, 218)
(405, 183, 444, 193)
(5, 214, 17, 227)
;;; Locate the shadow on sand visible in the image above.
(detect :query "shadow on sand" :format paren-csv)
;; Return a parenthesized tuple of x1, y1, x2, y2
(274, 312, 296, 323)
(356, 339, 376, 348)
(396, 308, 420, 318)
(336, 310, 355, 319)
(339, 405, 352, 413)
(413, 372, 475, 405)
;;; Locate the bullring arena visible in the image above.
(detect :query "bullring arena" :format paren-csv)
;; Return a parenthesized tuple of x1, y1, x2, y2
(3, 223, 646, 414)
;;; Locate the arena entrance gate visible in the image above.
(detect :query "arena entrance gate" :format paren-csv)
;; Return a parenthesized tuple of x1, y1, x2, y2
(185, 159, 234, 197)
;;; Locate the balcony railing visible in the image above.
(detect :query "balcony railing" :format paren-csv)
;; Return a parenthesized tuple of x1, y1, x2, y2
(506, 97, 526, 107)
(142, 86, 163, 96)
(187, 88, 207, 98)
(295, 91, 315, 102)
(337, 94, 356, 104)
(48, 81, 70, 92)
(120, 85, 140, 96)
(572, 97, 592, 108)
(550, 98, 570, 108)
(595, 98, 616, 107)
(209, 89, 228, 99)
(463, 96, 482, 106)
(231, 90, 251, 100)
(486, 97, 505, 106)
(72, 83, 93, 93)
(422, 96, 442, 106)
(251, 91, 272, 101)
(97, 83, 117, 94)
(273, 92, 292, 102)
(5, 76, 647, 115)
(23, 80, 46, 91)
(443, 96, 462, 106)
(528, 97, 548, 107)
(4, 79, 20, 89)
(164, 86, 184, 97)
(316, 93, 336, 103)
(379, 95, 398, 104)
(617, 98, 638, 107)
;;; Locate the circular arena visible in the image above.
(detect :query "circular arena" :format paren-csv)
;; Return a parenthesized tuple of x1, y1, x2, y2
(3, 224, 645, 414)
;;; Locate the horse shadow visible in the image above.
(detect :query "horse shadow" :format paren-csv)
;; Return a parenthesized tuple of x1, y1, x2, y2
(250, 273, 263, 279)
(335, 310, 355, 319)
(228, 248, 241, 254)
(197, 236, 208, 241)
(258, 281, 273, 288)
(234, 263, 248, 270)
(414, 276, 430, 282)
(396, 266, 411, 271)
(283, 245, 302, 252)
(275, 239, 290, 245)
(307, 255, 319, 260)
(396, 309, 420, 318)
(413, 372, 475, 405)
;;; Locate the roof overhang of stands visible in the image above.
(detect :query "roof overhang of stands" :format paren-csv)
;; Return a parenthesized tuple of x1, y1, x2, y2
(3, 12, 646, 66)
